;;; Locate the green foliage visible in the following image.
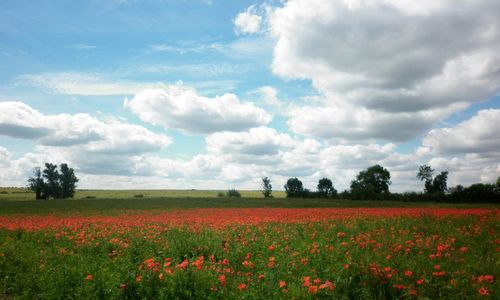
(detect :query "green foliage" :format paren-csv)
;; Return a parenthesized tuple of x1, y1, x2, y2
(350, 165, 391, 199)
(59, 163, 79, 198)
(27, 167, 45, 200)
(317, 178, 337, 198)
(261, 177, 272, 198)
(27, 163, 79, 200)
(417, 165, 448, 195)
(227, 189, 241, 198)
(284, 177, 304, 198)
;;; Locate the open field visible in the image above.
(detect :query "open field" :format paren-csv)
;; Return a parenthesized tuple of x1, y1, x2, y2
(0, 205, 498, 299)
(0, 187, 287, 201)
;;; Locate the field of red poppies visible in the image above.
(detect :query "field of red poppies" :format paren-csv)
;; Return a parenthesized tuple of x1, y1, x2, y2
(0, 207, 498, 299)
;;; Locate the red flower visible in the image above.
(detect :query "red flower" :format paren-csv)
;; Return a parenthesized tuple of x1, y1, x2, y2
(416, 279, 424, 285)
(479, 287, 490, 296)
(308, 285, 318, 294)
(268, 245, 275, 251)
(218, 275, 227, 286)
(279, 281, 286, 288)
(238, 283, 247, 291)
(85, 274, 93, 281)
(404, 270, 413, 277)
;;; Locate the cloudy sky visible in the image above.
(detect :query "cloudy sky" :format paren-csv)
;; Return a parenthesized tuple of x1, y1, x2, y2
(1, 0, 499, 192)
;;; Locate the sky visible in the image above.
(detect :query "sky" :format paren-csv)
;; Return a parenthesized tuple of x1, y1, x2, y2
(0, 0, 499, 192)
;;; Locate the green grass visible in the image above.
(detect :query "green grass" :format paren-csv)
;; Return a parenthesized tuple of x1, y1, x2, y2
(0, 187, 287, 202)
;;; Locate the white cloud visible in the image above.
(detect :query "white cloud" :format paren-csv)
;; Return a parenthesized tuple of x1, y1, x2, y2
(0, 101, 171, 152)
(267, 0, 500, 142)
(423, 109, 500, 155)
(259, 86, 284, 107)
(125, 85, 272, 134)
(234, 5, 263, 35)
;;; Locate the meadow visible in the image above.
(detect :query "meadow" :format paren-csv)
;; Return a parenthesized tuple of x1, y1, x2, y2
(0, 192, 498, 299)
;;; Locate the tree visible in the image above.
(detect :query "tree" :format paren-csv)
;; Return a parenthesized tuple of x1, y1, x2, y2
(59, 163, 79, 198)
(284, 177, 304, 198)
(317, 177, 337, 197)
(27, 162, 79, 200)
(430, 171, 448, 195)
(43, 163, 61, 199)
(350, 165, 391, 198)
(417, 165, 434, 193)
(27, 167, 45, 200)
(261, 177, 272, 198)
(417, 165, 448, 195)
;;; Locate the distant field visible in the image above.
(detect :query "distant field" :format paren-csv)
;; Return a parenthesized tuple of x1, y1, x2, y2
(0, 187, 287, 201)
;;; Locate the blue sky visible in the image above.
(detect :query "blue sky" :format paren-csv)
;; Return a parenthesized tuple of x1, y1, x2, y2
(1, 0, 499, 191)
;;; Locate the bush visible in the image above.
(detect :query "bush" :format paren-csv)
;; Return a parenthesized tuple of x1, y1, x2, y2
(227, 189, 241, 198)
(134, 194, 144, 198)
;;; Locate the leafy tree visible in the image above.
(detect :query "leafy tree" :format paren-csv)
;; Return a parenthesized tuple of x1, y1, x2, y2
(261, 177, 272, 198)
(59, 163, 79, 198)
(417, 165, 448, 195)
(27, 163, 79, 200)
(417, 165, 434, 193)
(27, 167, 45, 200)
(350, 165, 391, 198)
(430, 171, 448, 195)
(284, 177, 304, 198)
(317, 177, 337, 197)
(43, 163, 61, 199)
(497, 177, 500, 188)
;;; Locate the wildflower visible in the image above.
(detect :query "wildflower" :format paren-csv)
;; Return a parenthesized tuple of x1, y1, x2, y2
(313, 278, 322, 285)
(279, 280, 286, 288)
(319, 280, 335, 291)
(460, 246, 468, 253)
(158, 273, 164, 280)
(135, 275, 142, 283)
(434, 265, 441, 270)
(308, 285, 318, 294)
(303, 276, 311, 287)
(416, 279, 424, 285)
(177, 259, 189, 270)
(479, 287, 490, 296)
(394, 284, 406, 290)
(85, 274, 93, 281)
(409, 289, 417, 296)
(222, 258, 229, 265)
(218, 275, 227, 286)
(268, 245, 275, 251)
(238, 283, 247, 291)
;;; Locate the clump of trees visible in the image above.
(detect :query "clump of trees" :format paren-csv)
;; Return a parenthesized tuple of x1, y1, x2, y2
(350, 164, 391, 199)
(284, 177, 338, 198)
(417, 165, 448, 195)
(27, 163, 79, 200)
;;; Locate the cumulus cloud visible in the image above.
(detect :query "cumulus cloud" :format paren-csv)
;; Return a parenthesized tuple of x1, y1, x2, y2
(125, 85, 272, 134)
(423, 109, 500, 155)
(234, 5, 263, 35)
(266, 0, 500, 141)
(0, 101, 171, 152)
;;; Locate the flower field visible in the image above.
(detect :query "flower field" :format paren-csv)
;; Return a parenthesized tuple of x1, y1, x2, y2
(0, 207, 498, 299)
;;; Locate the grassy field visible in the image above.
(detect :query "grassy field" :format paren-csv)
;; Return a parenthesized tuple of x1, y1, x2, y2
(0, 187, 287, 201)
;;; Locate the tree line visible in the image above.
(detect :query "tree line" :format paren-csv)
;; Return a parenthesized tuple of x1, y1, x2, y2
(27, 163, 79, 200)
(260, 164, 500, 203)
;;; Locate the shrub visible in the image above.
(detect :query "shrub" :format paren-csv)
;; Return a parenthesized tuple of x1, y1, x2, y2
(227, 189, 241, 198)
